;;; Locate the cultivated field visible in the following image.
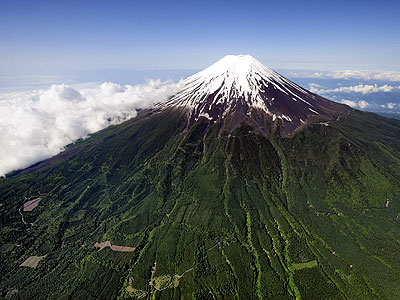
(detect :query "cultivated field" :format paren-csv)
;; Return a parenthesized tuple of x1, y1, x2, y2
(23, 198, 41, 211)
(94, 241, 134, 252)
(20, 256, 45, 268)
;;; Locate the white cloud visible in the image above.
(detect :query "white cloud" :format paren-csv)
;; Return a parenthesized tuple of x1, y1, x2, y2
(380, 102, 397, 109)
(308, 83, 323, 89)
(290, 70, 400, 82)
(357, 100, 370, 109)
(341, 99, 358, 108)
(309, 83, 400, 95)
(340, 99, 369, 109)
(0, 80, 183, 176)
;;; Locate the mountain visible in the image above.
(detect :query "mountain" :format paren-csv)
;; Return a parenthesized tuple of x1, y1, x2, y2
(164, 55, 347, 134)
(1, 55, 400, 300)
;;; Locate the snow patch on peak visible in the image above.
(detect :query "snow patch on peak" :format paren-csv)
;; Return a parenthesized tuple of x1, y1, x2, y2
(168, 55, 298, 113)
(165, 54, 322, 124)
(170, 55, 309, 108)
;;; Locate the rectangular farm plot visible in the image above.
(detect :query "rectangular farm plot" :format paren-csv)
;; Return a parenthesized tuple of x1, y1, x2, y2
(94, 241, 135, 252)
(20, 256, 46, 268)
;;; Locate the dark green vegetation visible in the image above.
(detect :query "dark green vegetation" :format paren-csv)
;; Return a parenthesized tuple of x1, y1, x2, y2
(1, 107, 400, 299)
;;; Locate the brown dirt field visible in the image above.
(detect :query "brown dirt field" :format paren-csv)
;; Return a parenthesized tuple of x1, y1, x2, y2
(20, 255, 45, 268)
(94, 241, 134, 252)
(23, 197, 41, 211)
(94, 241, 112, 250)
(110, 245, 135, 252)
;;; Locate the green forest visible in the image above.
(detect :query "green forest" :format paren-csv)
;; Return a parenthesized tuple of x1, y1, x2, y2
(1, 108, 400, 299)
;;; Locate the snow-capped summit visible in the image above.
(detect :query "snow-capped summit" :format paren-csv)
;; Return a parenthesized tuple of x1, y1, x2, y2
(166, 55, 346, 133)
(171, 54, 308, 108)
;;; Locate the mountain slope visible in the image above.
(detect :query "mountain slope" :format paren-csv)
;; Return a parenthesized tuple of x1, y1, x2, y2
(1, 56, 400, 300)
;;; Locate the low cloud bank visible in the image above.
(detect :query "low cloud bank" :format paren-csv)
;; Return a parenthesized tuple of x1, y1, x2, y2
(291, 70, 400, 82)
(309, 83, 400, 95)
(0, 80, 183, 176)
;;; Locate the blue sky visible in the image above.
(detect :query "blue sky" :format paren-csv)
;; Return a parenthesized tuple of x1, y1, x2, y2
(1, 0, 400, 76)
